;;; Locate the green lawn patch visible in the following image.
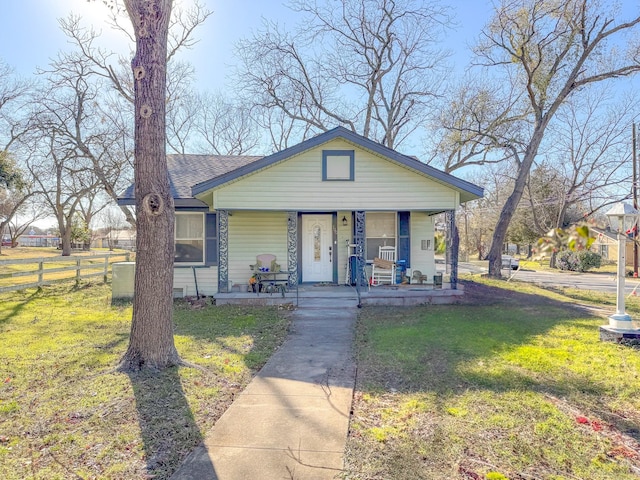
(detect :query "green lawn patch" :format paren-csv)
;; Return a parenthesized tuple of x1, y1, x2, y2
(0, 281, 289, 480)
(519, 258, 618, 274)
(345, 278, 640, 479)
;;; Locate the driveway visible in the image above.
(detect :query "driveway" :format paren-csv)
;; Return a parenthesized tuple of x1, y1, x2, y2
(458, 260, 640, 295)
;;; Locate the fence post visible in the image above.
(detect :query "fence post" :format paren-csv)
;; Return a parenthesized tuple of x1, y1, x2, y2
(38, 260, 44, 286)
(76, 257, 81, 285)
(104, 255, 108, 284)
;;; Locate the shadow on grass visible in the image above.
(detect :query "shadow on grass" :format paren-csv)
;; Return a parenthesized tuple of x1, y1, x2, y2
(356, 279, 640, 439)
(173, 304, 290, 372)
(0, 281, 113, 326)
(0, 287, 48, 325)
(126, 367, 217, 480)
(123, 305, 289, 480)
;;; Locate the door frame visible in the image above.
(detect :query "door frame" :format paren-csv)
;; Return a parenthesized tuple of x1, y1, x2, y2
(299, 213, 337, 284)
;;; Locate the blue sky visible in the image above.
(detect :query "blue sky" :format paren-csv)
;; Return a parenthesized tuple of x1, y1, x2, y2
(5, 0, 638, 94)
(2, 1, 639, 92)
(1, 0, 497, 90)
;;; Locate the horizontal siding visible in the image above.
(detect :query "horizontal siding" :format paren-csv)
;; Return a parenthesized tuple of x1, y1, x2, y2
(227, 211, 289, 288)
(410, 212, 436, 281)
(337, 211, 352, 284)
(173, 266, 217, 297)
(213, 139, 458, 211)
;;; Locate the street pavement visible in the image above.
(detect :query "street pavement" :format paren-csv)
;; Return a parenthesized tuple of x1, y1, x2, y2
(458, 260, 640, 296)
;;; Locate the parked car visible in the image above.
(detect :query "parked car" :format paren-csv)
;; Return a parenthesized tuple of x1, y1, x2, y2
(501, 255, 520, 270)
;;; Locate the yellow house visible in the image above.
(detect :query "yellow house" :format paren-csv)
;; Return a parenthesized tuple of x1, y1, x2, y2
(591, 228, 635, 267)
(119, 127, 483, 296)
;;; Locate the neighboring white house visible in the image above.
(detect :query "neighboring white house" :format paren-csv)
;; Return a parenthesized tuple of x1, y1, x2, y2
(118, 127, 483, 297)
(92, 229, 136, 250)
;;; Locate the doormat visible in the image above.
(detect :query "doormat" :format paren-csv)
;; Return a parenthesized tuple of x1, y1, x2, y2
(313, 282, 339, 287)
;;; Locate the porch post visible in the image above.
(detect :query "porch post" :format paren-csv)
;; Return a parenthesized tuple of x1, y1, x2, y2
(218, 209, 229, 293)
(287, 211, 298, 287)
(445, 209, 458, 290)
(354, 211, 367, 288)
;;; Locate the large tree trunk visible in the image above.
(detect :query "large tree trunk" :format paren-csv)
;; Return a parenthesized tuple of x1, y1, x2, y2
(487, 128, 547, 277)
(58, 211, 72, 256)
(120, 0, 179, 371)
(61, 227, 72, 257)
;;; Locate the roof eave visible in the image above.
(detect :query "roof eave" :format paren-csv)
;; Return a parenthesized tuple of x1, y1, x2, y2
(191, 126, 484, 201)
(116, 197, 210, 210)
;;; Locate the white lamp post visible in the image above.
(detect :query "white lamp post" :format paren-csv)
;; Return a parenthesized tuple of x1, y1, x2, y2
(605, 202, 640, 329)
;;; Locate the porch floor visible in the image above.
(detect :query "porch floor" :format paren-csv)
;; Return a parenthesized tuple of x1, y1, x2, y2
(214, 282, 464, 307)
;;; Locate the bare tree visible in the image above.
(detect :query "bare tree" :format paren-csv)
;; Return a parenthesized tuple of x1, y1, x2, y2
(235, 0, 452, 149)
(60, 2, 211, 105)
(0, 153, 35, 254)
(97, 206, 129, 251)
(191, 92, 261, 155)
(0, 190, 28, 251)
(523, 91, 638, 266)
(543, 91, 637, 222)
(0, 60, 33, 153)
(254, 107, 301, 153)
(506, 102, 631, 252)
(0, 62, 39, 254)
(76, 187, 110, 245)
(36, 47, 137, 227)
(456, 165, 514, 260)
(450, 0, 640, 276)
(57, 3, 211, 221)
(5, 199, 50, 248)
(428, 77, 527, 174)
(26, 127, 102, 256)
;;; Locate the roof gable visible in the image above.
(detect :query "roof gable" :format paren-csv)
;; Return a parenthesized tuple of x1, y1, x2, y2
(191, 127, 483, 203)
(118, 128, 484, 208)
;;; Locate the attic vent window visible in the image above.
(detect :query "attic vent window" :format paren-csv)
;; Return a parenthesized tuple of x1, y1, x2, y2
(322, 150, 354, 181)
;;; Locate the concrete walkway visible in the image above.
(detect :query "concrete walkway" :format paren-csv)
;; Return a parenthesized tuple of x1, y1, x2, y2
(171, 294, 358, 479)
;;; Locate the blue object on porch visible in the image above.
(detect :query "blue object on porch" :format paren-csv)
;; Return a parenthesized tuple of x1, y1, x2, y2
(349, 255, 358, 285)
(396, 260, 407, 284)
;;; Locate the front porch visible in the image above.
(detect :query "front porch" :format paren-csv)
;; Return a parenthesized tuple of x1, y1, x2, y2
(213, 282, 464, 307)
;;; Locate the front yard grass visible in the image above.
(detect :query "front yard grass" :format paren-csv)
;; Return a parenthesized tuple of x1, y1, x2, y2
(0, 281, 289, 480)
(345, 277, 640, 479)
(518, 258, 618, 274)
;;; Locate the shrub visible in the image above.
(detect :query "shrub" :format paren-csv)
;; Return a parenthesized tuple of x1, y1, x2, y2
(557, 250, 602, 272)
(434, 232, 446, 255)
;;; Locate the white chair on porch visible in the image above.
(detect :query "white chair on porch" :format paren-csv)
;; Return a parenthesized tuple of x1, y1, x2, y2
(371, 246, 396, 285)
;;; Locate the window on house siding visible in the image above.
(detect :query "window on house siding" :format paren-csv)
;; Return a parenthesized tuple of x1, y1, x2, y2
(322, 150, 354, 181)
(600, 244, 608, 258)
(365, 212, 396, 260)
(175, 213, 204, 263)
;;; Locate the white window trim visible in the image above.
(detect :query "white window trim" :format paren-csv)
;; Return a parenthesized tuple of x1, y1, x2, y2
(365, 212, 397, 261)
(175, 212, 205, 265)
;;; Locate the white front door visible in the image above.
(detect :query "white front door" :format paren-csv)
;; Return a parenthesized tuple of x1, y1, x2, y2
(302, 215, 334, 283)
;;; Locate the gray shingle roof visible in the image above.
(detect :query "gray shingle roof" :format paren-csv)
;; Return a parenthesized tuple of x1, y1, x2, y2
(118, 154, 263, 205)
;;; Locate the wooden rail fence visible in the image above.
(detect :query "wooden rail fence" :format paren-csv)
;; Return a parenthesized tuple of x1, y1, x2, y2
(0, 253, 131, 293)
